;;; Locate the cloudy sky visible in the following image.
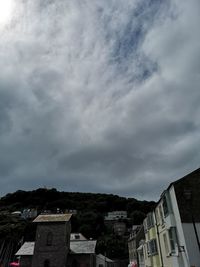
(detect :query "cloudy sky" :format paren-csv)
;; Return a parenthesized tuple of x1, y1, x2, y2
(0, 0, 199, 200)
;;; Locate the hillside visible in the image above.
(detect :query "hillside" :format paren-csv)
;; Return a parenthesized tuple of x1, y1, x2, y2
(0, 188, 155, 213)
(0, 188, 155, 264)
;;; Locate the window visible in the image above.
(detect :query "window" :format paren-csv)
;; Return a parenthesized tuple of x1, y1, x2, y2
(75, 234, 80, 240)
(147, 239, 158, 255)
(46, 232, 53, 246)
(143, 219, 148, 233)
(163, 233, 169, 255)
(162, 195, 169, 216)
(168, 227, 178, 253)
(138, 250, 144, 264)
(162, 192, 172, 217)
(144, 244, 147, 259)
(146, 213, 154, 229)
(44, 259, 50, 267)
(155, 208, 160, 224)
(159, 205, 164, 225)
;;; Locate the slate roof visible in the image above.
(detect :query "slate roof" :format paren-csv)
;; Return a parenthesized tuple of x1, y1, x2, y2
(70, 240, 96, 254)
(96, 254, 114, 262)
(16, 240, 97, 256)
(157, 167, 200, 222)
(70, 233, 87, 241)
(15, 242, 35, 256)
(33, 213, 72, 223)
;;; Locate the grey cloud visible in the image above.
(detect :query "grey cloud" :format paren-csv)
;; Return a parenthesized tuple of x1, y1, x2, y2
(0, 0, 199, 200)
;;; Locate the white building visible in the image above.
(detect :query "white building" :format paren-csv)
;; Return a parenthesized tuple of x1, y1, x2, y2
(104, 211, 127, 221)
(154, 168, 200, 267)
(136, 168, 200, 267)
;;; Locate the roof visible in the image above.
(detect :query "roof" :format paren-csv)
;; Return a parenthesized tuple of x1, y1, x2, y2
(70, 233, 87, 241)
(157, 168, 200, 204)
(96, 254, 114, 262)
(33, 213, 72, 223)
(166, 168, 200, 190)
(16, 240, 97, 256)
(70, 240, 96, 254)
(16, 242, 35, 256)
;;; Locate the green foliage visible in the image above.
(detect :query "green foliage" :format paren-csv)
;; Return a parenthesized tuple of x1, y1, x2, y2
(130, 210, 146, 225)
(0, 214, 26, 241)
(96, 234, 128, 259)
(0, 188, 156, 260)
(0, 188, 155, 214)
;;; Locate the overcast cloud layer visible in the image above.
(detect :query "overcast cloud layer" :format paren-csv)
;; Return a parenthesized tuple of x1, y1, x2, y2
(0, 0, 200, 200)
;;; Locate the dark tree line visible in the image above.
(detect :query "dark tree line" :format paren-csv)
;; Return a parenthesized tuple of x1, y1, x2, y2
(0, 188, 156, 260)
(0, 188, 155, 214)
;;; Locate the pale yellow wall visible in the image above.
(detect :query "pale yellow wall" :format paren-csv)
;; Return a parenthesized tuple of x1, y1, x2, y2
(143, 214, 162, 267)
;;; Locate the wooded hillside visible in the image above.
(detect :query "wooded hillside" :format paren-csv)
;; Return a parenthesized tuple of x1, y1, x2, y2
(0, 188, 155, 262)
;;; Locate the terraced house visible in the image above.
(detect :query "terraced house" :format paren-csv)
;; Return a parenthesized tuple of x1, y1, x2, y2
(136, 168, 200, 267)
(143, 211, 162, 267)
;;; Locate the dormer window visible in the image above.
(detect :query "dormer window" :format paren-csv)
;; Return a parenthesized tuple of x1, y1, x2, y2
(75, 234, 80, 240)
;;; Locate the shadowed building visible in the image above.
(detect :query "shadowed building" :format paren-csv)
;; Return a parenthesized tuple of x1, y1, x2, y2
(67, 240, 97, 267)
(138, 168, 200, 267)
(16, 229, 97, 267)
(31, 213, 72, 267)
(128, 225, 144, 267)
(15, 242, 35, 267)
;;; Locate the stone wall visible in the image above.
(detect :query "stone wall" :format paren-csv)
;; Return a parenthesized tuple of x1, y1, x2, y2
(32, 221, 70, 267)
(20, 256, 32, 267)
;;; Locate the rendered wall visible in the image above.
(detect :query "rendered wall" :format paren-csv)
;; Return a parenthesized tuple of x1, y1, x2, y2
(182, 223, 200, 267)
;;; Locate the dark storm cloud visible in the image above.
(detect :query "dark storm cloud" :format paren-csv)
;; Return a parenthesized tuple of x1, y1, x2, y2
(0, 0, 199, 200)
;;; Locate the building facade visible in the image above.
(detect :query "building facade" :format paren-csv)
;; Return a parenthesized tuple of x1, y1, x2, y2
(155, 168, 200, 267)
(104, 211, 127, 221)
(136, 168, 200, 267)
(16, 219, 97, 267)
(31, 214, 72, 267)
(143, 212, 162, 267)
(128, 225, 144, 266)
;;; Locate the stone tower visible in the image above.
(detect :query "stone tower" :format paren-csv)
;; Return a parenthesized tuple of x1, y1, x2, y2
(31, 214, 72, 267)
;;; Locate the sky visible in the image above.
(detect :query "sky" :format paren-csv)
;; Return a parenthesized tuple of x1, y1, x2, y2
(0, 0, 199, 200)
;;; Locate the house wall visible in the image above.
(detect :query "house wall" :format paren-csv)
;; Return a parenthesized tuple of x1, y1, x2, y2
(155, 186, 190, 267)
(105, 211, 127, 221)
(20, 256, 32, 267)
(143, 213, 162, 267)
(96, 255, 114, 267)
(148, 226, 161, 267)
(141, 169, 200, 267)
(137, 245, 145, 267)
(67, 254, 96, 267)
(32, 222, 70, 267)
(128, 237, 136, 263)
(182, 223, 200, 267)
(174, 169, 200, 223)
(113, 222, 126, 236)
(169, 186, 190, 267)
(128, 226, 145, 266)
(155, 201, 171, 267)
